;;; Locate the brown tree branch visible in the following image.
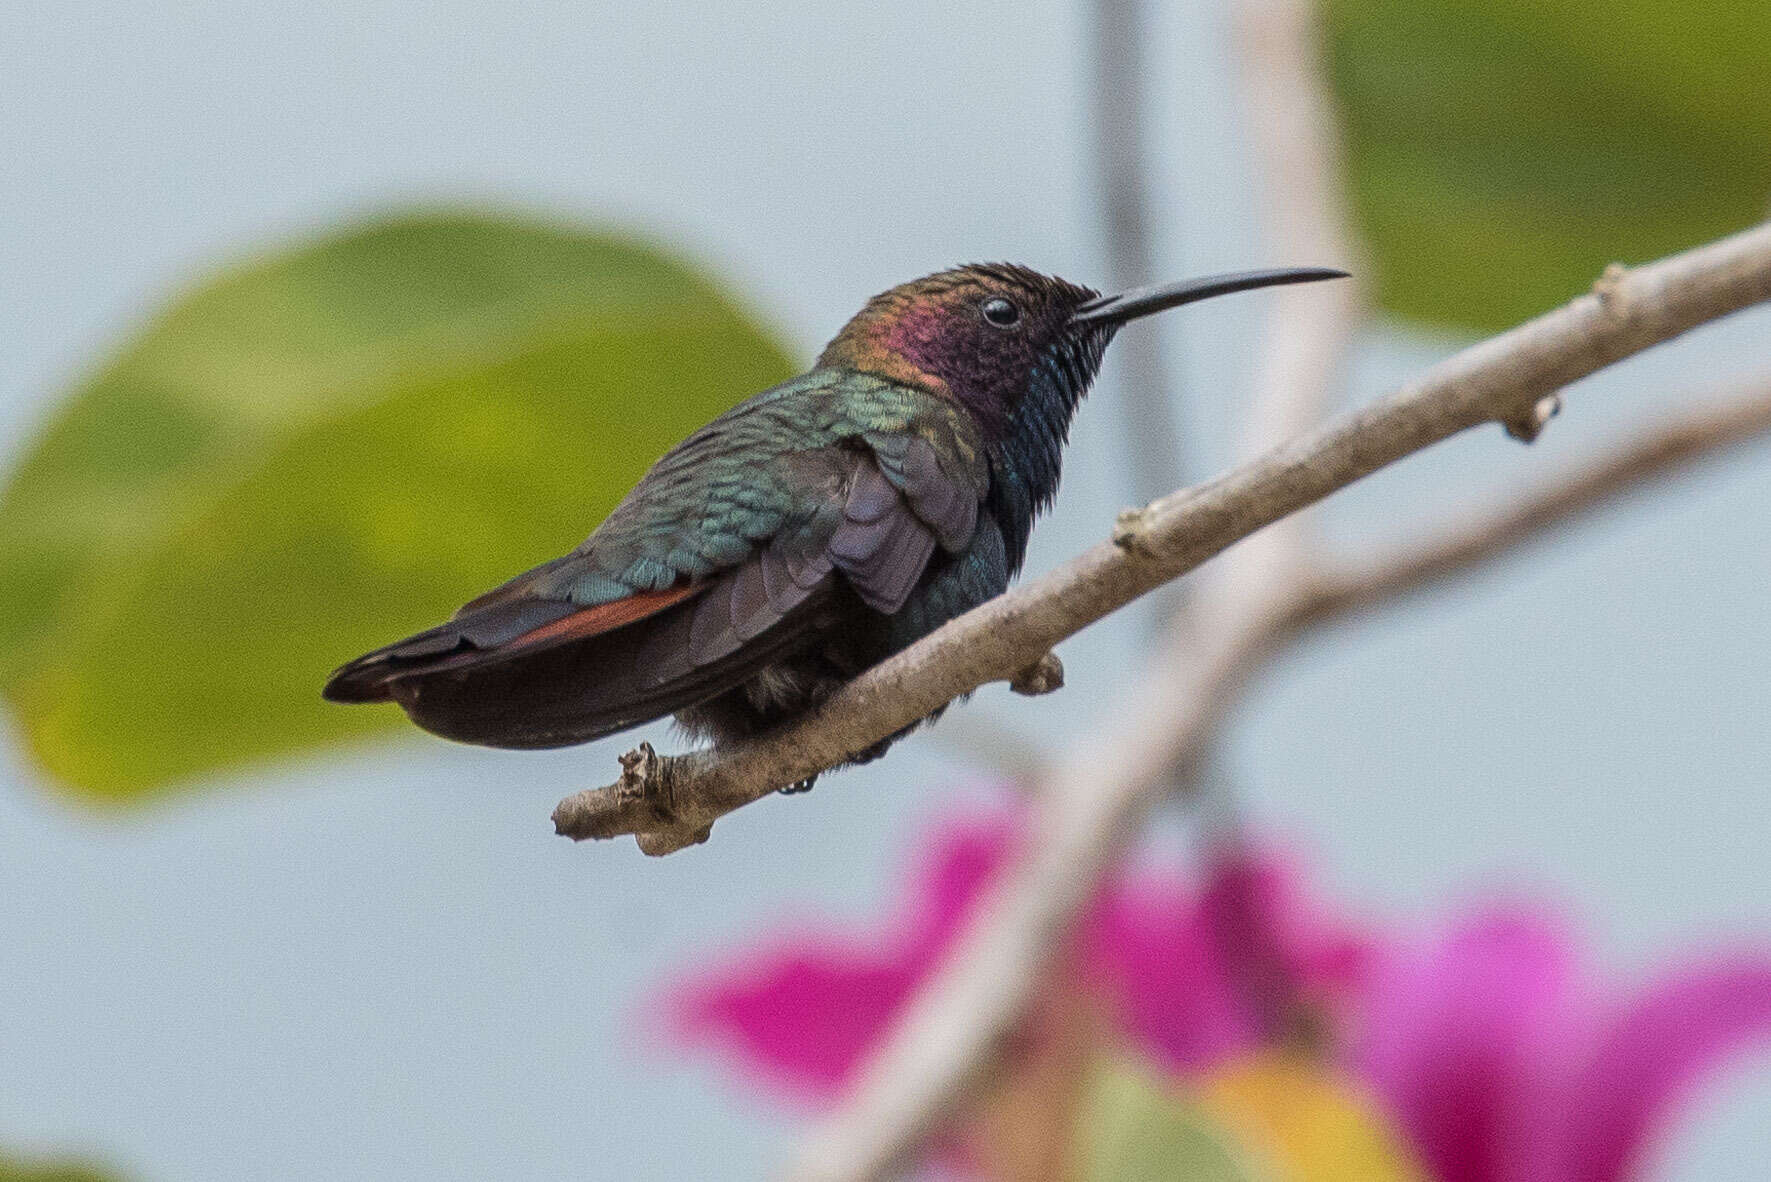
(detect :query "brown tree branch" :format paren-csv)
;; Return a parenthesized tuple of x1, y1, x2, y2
(785, 373, 1771, 1181)
(1288, 378, 1771, 627)
(553, 220, 1771, 859)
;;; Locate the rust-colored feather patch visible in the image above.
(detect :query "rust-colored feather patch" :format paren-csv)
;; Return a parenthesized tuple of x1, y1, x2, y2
(505, 583, 705, 652)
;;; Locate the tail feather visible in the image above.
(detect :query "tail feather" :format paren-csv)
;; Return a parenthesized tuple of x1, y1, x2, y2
(321, 585, 700, 704)
(389, 585, 838, 748)
(323, 575, 839, 749)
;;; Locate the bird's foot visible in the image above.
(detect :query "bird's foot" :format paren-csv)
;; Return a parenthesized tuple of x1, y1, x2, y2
(775, 718, 934, 794)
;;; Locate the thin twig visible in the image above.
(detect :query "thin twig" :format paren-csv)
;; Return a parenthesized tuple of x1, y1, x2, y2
(553, 221, 1771, 859)
(1289, 378, 1771, 627)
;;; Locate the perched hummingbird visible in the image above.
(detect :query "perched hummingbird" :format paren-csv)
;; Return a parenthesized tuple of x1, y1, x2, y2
(324, 263, 1344, 779)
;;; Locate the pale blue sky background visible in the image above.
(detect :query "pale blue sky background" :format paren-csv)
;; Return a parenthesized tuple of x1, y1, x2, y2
(4, 2, 1770, 1178)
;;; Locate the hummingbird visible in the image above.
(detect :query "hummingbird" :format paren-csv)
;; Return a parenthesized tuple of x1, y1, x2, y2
(324, 263, 1345, 782)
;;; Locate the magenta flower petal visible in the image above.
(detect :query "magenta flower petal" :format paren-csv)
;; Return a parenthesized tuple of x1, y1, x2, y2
(906, 809, 1023, 960)
(672, 951, 924, 1100)
(1085, 843, 1377, 1073)
(1200, 845, 1377, 1034)
(667, 807, 1021, 1102)
(1350, 907, 1580, 1182)
(1084, 872, 1249, 1070)
(1552, 957, 1771, 1182)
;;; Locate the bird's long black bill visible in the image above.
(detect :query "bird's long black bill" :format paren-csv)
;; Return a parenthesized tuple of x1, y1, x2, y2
(1071, 266, 1349, 325)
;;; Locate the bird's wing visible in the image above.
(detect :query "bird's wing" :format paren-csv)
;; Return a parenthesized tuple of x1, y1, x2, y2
(322, 371, 989, 706)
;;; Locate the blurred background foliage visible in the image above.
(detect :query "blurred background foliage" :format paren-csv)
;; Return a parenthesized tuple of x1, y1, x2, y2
(1326, 0, 1771, 330)
(0, 1158, 115, 1182)
(0, 214, 791, 800)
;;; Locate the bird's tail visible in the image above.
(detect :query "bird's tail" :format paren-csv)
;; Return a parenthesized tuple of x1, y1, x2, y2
(322, 584, 702, 705)
(322, 579, 836, 749)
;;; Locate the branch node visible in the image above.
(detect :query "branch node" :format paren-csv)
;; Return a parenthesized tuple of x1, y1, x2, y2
(1593, 261, 1632, 315)
(552, 741, 712, 850)
(1112, 505, 1159, 555)
(1009, 652, 1065, 696)
(616, 741, 667, 811)
(1504, 394, 1563, 443)
(637, 824, 713, 857)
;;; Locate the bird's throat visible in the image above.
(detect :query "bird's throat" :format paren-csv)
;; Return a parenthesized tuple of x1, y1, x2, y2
(986, 325, 1118, 572)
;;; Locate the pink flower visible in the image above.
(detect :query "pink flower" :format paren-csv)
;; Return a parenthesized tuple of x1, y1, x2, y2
(667, 801, 1371, 1097)
(665, 802, 1771, 1180)
(1349, 907, 1771, 1182)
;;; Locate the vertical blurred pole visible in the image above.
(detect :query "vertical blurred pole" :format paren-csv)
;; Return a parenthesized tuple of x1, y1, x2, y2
(1200, 0, 1364, 1052)
(1089, 0, 1186, 505)
(1090, 0, 1234, 857)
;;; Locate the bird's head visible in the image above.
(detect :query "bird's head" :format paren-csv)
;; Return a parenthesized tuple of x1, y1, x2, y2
(818, 262, 1346, 437)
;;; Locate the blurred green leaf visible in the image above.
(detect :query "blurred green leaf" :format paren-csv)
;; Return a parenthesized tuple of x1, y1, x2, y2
(0, 211, 795, 801)
(1072, 1057, 1265, 1182)
(1326, 0, 1771, 331)
(0, 1152, 118, 1182)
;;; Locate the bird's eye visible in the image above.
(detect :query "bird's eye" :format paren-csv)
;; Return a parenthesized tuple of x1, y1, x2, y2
(981, 296, 1021, 328)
